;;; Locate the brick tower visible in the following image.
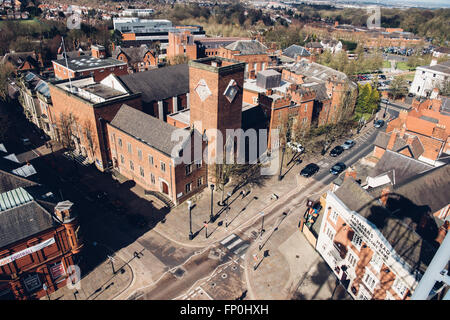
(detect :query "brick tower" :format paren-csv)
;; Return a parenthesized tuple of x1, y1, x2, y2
(188, 57, 245, 183)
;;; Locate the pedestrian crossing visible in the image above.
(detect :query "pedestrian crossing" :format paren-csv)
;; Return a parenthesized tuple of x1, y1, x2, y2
(220, 234, 250, 259)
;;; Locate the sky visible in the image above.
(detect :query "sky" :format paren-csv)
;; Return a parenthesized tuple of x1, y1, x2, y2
(335, 0, 450, 8)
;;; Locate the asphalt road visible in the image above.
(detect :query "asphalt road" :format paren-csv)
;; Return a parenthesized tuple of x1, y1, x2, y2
(132, 124, 386, 300)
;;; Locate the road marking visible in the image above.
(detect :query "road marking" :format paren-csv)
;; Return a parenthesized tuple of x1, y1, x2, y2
(220, 234, 237, 245)
(226, 238, 243, 250)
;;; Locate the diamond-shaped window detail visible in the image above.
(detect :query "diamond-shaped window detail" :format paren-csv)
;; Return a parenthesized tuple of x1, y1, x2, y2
(195, 79, 212, 102)
(223, 79, 238, 103)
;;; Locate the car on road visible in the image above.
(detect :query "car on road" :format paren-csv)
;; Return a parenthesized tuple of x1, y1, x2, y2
(330, 145, 344, 157)
(330, 162, 347, 175)
(341, 140, 355, 150)
(374, 119, 385, 128)
(381, 98, 389, 104)
(300, 163, 320, 177)
(21, 138, 31, 146)
(287, 141, 305, 154)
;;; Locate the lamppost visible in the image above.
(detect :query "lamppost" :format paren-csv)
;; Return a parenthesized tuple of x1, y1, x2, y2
(278, 145, 286, 181)
(187, 200, 193, 240)
(259, 211, 265, 234)
(204, 221, 208, 238)
(107, 255, 116, 275)
(43, 283, 50, 300)
(210, 184, 215, 222)
(225, 192, 232, 229)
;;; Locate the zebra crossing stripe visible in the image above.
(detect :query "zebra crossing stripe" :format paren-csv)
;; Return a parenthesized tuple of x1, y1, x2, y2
(226, 238, 243, 250)
(220, 234, 237, 245)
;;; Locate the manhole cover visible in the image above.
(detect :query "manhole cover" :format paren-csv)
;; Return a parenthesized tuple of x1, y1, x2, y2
(211, 282, 216, 287)
(221, 273, 228, 279)
(231, 266, 238, 271)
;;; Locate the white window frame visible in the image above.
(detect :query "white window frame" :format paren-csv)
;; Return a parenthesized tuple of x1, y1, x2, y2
(185, 182, 192, 194)
(127, 142, 132, 154)
(149, 154, 154, 166)
(351, 233, 363, 251)
(137, 148, 142, 160)
(392, 276, 407, 299)
(363, 268, 378, 293)
(160, 161, 166, 172)
(129, 160, 134, 171)
(139, 166, 144, 177)
(370, 252, 383, 273)
(330, 210, 339, 224)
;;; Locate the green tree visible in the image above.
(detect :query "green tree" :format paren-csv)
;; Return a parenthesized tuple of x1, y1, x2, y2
(390, 76, 408, 100)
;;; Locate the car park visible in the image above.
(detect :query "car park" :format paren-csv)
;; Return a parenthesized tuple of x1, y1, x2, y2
(330, 145, 344, 157)
(330, 162, 346, 175)
(300, 163, 320, 177)
(341, 140, 355, 150)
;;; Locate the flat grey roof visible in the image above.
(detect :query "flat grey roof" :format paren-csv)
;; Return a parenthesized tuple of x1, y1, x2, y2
(53, 56, 126, 72)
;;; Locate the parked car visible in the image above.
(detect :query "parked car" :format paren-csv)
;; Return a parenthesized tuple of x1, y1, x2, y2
(330, 145, 344, 157)
(381, 98, 389, 104)
(341, 140, 355, 150)
(374, 120, 385, 128)
(330, 162, 347, 175)
(21, 138, 31, 146)
(300, 163, 320, 177)
(287, 141, 305, 154)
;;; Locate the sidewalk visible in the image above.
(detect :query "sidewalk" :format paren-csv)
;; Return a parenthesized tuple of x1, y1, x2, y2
(43, 243, 133, 300)
(243, 200, 352, 300)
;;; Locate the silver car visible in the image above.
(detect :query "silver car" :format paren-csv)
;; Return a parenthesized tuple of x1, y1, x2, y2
(341, 140, 355, 150)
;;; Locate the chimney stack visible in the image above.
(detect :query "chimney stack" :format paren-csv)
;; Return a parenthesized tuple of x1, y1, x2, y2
(380, 186, 391, 206)
(54, 200, 76, 223)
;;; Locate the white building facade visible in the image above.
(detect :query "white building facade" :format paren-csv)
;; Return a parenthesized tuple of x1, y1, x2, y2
(409, 60, 450, 97)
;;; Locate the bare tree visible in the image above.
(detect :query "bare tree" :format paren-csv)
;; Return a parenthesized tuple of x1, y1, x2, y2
(83, 119, 97, 160)
(58, 112, 78, 150)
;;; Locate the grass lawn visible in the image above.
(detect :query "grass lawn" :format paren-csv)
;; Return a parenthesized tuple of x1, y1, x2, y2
(396, 62, 413, 71)
(383, 61, 391, 68)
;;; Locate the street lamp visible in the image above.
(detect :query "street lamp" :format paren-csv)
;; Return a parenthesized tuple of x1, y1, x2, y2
(187, 200, 193, 240)
(225, 192, 232, 229)
(107, 255, 116, 275)
(210, 184, 215, 222)
(204, 221, 208, 238)
(259, 211, 265, 234)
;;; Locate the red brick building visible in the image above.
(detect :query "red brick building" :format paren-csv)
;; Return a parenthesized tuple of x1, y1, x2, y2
(0, 51, 43, 74)
(52, 46, 128, 82)
(217, 40, 270, 80)
(112, 44, 158, 73)
(107, 105, 207, 205)
(48, 74, 142, 171)
(316, 164, 449, 300)
(0, 170, 83, 300)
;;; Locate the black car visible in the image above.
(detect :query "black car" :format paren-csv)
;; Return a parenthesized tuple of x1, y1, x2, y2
(330, 162, 347, 175)
(330, 146, 344, 157)
(374, 120, 385, 128)
(300, 163, 320, 177)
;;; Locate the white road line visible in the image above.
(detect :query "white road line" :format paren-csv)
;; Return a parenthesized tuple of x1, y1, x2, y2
(226, 238, 243, 250)
(220, 234, 237, 245)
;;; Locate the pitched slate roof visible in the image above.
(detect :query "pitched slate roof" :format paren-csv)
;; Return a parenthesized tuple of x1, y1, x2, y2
(370, 150, 433, 186)
(374, 131, 425, 159)
(282, 45, 311, 59)
(110, 104, 191, 157)
(225, 40, 268, 55)
(118, 64, 189, 103)
(0, 200, 56, 248)
(335, 178, 439, 273)
(0, 52, 39, 69)
(112, 45, 152, 64)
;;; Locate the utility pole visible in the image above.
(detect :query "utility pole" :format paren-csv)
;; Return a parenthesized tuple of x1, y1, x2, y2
(187, 200, 193, 240)
(210, 184, 215, 222)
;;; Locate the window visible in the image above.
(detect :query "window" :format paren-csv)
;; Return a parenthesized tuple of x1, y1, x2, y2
(305, 104, 308, 112)
(196, 161, 202, 169)
(330, 210, 338, 224)
(261, 62, 266, 70)
(138, 149, 142, 160)
(120, 154, 124, 164)
(392, 277, 407, 298)
(363, 269, 378, 292)
(253, 96, 259, 105)
(150, 173, 155, 184)
(127, 142, 132, 154)
(129, 160, 134, 171)
(118, 138, 122, 148)
(325, 224, 335, 241)
(185, 182, 192, 194)
(139, 166, 144, 177)
(149, 155, 154, 166)
(197, 177, 203, 187)
(253, 62, 257, 71)
(351, 233, 363, 250)
(160, 161, 166, 172)
(185, 164, 192, 176)
(347, 250, 358, 268)
(370, 253, 383, 273)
